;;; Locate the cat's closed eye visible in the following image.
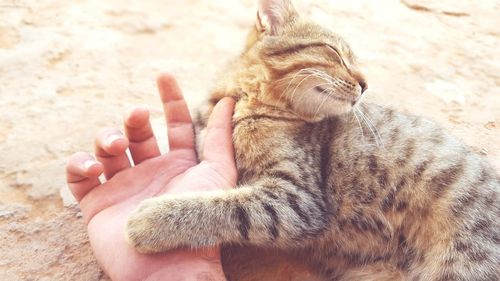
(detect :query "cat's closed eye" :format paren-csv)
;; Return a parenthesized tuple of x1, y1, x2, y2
(326, 45, 344, 65)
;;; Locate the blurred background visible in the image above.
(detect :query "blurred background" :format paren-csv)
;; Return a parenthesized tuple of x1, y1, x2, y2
(0, 0, 498, 279)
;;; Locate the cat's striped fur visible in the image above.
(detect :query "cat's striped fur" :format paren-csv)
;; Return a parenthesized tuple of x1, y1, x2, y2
(127, 1, 499, 280)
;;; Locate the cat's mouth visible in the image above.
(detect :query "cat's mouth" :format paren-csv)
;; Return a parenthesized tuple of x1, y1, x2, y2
(314, 86, 357, 105)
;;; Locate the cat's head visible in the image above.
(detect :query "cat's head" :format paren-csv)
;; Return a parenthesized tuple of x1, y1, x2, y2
(240, 0, 367, 120)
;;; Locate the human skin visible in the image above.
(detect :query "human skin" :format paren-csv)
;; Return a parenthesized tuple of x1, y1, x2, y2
(65, 74, 235, 281)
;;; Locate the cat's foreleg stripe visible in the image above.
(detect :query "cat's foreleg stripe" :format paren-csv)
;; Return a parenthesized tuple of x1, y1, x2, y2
(261, 172, 331, 234)
(267, 169, 328, 213)
(232, 205, 251, 240)
(261, 202, 280, 240)
(261, 188, 279, 200)
(286, 192, 311, 226)
(267, 170, 302, 190)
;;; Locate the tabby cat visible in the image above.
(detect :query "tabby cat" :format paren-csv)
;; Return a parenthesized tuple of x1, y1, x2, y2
(127, 0, 500, 280)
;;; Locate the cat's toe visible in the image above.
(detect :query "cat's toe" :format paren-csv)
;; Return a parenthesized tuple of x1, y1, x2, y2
(126, 212, 159, 254)
(125, 200, 169, 254)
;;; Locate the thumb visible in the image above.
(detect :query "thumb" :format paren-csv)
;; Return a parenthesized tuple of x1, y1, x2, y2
(202, 98, 237, 184)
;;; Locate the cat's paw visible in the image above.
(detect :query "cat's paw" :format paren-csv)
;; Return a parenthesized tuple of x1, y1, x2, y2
(126, 194, 220, 253)
(126, 197, 185, 254)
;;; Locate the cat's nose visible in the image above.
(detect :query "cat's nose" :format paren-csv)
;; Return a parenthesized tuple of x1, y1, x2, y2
(359, 80, 368, 94)
(350, 70, 368, 95)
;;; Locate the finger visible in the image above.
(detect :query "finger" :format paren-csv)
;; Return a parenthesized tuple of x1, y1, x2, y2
(66, 152, 103, 202)
(157, 73, 195, 151)
(94, 128, 131, 179)
(124, 107, 161, 164)
(202, 97, 237, 181)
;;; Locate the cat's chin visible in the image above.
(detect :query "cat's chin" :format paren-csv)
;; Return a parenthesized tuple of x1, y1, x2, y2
(293, 109, 353, 122)
(291, 100, 354, 121)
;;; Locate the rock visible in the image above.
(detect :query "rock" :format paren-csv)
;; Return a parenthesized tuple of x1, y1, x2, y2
(0, 203, 30, 219)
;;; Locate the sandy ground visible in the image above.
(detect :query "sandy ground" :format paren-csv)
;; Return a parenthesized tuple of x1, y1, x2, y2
(0, 0, 498, 280)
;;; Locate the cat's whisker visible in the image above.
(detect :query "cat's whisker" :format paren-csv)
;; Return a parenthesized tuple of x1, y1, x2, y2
(358, 103, 384, 147)
(275, 69, 313, 108)
(303, 82, 334, 96)
(306, 69, 335, 85)
(321, 85, 353, 104)
(356, 107, 383, 147)
(280, 68, 316, 102)
(312, 86, 333, 119)
(309, 85, 346, 119)
(294, 73, 332, 109)
(275, 70, 318, 85)
(356, 109, 376, 146)
(352, 110, 366, 141)
(355, 107, 377, 145)
(283, 68, 336, 108)
(294, 68, 330, 83)
(289, 72, 318, 105)
(305, 68, 329, 77)
(317, 86, 345, 118)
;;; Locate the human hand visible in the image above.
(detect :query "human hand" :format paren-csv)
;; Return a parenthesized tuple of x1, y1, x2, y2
(66, 74, 236, 281)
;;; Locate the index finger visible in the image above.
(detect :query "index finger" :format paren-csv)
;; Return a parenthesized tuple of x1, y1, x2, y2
(157, 73, 195, 151)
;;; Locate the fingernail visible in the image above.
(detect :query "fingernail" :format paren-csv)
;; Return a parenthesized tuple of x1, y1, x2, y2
(126, 106, 147, 118)
(106, 134, 122, 147)
(135, 106, 148, 113)
(83, 159, 97, 170)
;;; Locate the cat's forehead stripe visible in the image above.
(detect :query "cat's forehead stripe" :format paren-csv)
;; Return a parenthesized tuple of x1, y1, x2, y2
(265, 42, 327, 57)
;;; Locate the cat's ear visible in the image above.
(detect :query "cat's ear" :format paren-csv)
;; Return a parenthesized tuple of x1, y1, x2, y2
(256, 0, 298, 35)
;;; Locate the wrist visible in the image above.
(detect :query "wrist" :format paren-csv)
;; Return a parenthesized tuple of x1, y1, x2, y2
(143, 248, 227, 281)
(144, 262, 226, 281)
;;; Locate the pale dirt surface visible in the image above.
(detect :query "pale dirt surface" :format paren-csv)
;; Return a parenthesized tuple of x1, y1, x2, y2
(0, 0, 498, 280)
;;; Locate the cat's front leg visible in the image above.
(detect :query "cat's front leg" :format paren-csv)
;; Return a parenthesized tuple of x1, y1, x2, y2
(127, 181, 329, 254)
(126, 190, 227, 254)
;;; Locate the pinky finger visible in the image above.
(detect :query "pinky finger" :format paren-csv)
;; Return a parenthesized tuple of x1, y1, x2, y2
(66, 152, 103, 202)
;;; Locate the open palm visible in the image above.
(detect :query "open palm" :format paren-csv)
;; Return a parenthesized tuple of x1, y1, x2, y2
(66, 74, 235, 281)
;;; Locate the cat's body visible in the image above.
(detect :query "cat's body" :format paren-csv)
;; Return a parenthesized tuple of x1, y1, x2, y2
(127, 1, 499, 280)
(218, 99, 499, 281)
